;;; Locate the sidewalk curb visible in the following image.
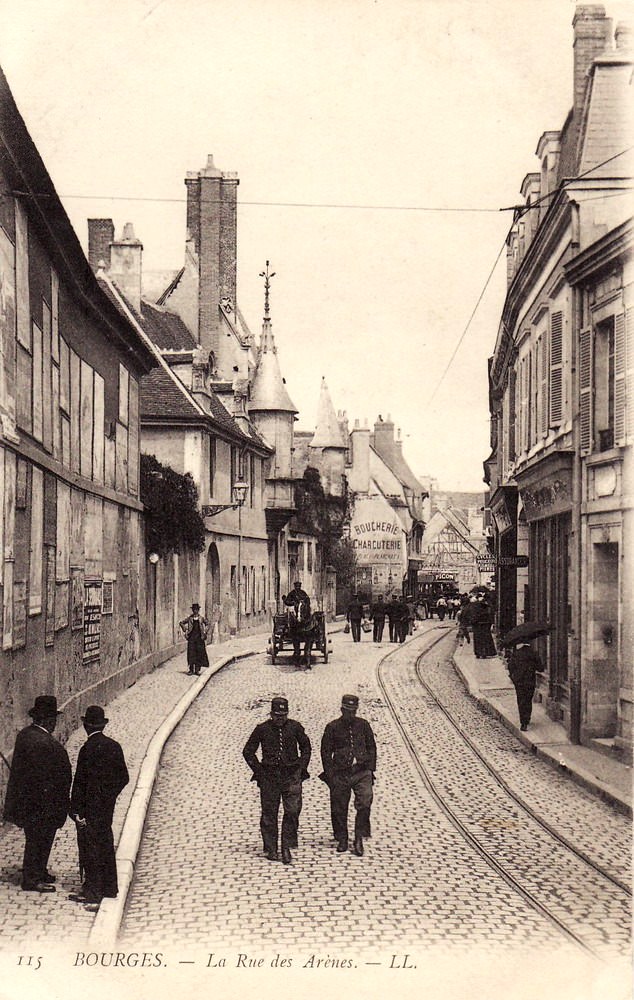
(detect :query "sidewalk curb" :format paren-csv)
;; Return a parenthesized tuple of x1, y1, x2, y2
(88, 645, 261, 948)
(452, 653, 632, 818)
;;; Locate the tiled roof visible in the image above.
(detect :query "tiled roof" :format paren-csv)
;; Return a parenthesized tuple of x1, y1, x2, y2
(140, 300, 197, 351)
(140, 367, 201, 419)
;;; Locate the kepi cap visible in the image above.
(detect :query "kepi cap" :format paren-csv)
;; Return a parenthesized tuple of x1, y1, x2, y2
(81, 705, 108, 727)
(271, 697, 289, 715)
(28, 695, 62, 719)
(341, 694, 359, 710)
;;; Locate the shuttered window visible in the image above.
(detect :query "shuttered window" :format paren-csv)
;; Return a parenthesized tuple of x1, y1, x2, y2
(579, 326, 593, 455)
(540, 331, 549, 436)
(614, 310, 633, 445)
(508, 368, 516, 462)
(549, 311, 563, 426)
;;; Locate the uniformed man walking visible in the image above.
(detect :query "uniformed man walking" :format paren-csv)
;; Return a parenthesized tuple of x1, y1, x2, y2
(243, 697, 311, 865)
(319, 694, 377, 857)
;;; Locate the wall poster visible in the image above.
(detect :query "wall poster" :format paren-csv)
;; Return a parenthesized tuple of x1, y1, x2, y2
(83, 579, 102, 662)
(12, 579, 27, 649)
(71, 567, 83, 631)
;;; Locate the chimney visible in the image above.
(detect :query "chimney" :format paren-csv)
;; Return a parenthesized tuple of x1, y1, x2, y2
(109, 223, 143, 313)
(615, 22, 633, 50)
(87, 218, 114, 272)
(573, 6, 612, 125)
(373, 413, 396, 465)
(185, 154, 239, 368)
(348, 420, 370, 493)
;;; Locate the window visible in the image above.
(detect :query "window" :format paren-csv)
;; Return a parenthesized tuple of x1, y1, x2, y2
(250, 454, 256, 507)
(594, 317, 615, 452)
(261, 566, 267, 611)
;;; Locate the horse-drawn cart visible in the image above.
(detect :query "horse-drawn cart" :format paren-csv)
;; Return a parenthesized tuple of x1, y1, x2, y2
(270, 607, 329, 667)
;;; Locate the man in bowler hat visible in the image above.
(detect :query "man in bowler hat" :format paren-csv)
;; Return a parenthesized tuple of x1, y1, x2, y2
(3, 695, 71, 892)
(179, 602, 210, 675)
(243, 697, 311, 865)
(320, 694, 377, 857)
(69, 705, 129, 910)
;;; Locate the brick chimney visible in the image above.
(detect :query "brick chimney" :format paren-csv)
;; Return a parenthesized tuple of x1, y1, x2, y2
(573, 6, 612, 124)
(373, 413, 396, 466)
(348, 419, 371, 493)
(615, 22, 633, 50)
(185, 155, 239, 365)
(87, 218, 114, 272)
(109, 223, 143, 313)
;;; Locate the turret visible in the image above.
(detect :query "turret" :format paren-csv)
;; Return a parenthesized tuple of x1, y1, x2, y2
(309, 377, 347, 496)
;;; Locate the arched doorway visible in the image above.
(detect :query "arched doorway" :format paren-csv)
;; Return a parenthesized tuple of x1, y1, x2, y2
(206, 542, 221, 640)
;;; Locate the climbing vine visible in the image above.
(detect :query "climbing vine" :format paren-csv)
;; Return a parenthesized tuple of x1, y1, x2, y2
(140, 453, 205, 558)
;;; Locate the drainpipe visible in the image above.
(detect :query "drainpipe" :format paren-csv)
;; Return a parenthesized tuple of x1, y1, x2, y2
(569, 201, 582, 744)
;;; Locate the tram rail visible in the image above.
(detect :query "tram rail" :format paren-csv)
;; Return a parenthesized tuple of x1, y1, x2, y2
(376, 626, 630, 958)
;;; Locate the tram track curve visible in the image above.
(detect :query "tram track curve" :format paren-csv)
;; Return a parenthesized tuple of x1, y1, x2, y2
(376, 626, 629, 959)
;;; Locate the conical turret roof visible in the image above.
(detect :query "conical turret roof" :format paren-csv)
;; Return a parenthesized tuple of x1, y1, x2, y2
(249, 317, 298, 413)
(310, 377, 346, 448)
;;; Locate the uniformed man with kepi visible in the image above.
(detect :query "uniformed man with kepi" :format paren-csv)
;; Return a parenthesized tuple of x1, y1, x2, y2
(320, 694, 377, 857)
(243, 697, 311, 865)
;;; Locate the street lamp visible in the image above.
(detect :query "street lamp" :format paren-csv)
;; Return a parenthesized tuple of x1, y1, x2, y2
(232, 478, 248, 633)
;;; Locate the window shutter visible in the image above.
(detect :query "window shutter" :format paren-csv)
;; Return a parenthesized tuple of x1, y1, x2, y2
(521, 356, 529, 452)
(579, 326, 593, 456)
(541, 332, 549, 435)
(614, 312, 625, 445)
(549, 311, 563, 426)
(501, 387, 509, 477)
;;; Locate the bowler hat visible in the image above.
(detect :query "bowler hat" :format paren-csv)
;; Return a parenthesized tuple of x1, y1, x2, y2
(341, 694, 359, 709)
(191, 602, 200, 611)
(81, 705, 108, 727)
(28, 695, 62, 719)
(271, 697, 289, 714)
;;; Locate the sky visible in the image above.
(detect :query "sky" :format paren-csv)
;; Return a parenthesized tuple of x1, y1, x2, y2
(0, 0, 631, 491)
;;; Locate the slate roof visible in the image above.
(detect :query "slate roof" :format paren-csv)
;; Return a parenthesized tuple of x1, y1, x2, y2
(140, 367, 201, 420)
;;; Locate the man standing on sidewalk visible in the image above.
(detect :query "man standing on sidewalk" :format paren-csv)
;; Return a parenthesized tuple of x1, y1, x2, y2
(369, 594, 387, 643)
(243, 697, 311, 865)
(346, 593, 365, 642)
(507, 643, 544, 731)
(69, 705, 129, 910)
(3, 695, 71, 893)
(319, 694, 377, 857)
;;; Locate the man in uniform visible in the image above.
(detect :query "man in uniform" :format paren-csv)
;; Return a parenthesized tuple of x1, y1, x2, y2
(387, 595, 400, 642)
(243, 697, 311, 865)
(346, 592, 365, 642)
(3, 695, 71, 893)
(319, 694, 377, 857)
(69, 705, 129, 910)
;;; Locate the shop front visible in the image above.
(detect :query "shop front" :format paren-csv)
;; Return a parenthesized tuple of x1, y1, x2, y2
(516, 452, 574, 725)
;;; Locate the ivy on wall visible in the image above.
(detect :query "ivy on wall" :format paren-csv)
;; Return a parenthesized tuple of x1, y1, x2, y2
(292, 467, 357, 589)
(140, 453, 205, 558)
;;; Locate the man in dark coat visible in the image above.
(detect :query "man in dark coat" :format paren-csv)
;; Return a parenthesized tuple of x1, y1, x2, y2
(69, 705, 129, 909)
(282, 581, 311, 611)
(507, 643, 544, 731)
(346, 593, 365, 642)
(243, 697, 311, 865)
(387, 595, 400, 642)
(179, 602, 210, 675)
(3, 695, 71, 892)
(369, 595, 387, 643)
(397, 595, 410, 643)
(320, 694, 377, 857)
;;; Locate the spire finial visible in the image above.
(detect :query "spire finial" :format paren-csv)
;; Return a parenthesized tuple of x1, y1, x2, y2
(259, 260, 276, 318)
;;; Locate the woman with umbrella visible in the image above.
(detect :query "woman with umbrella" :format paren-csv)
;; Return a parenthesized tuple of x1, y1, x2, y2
(501, 622, 549, 731)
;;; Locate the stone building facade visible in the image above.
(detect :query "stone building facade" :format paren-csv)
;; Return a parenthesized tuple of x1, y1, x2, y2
(0, 67, 156, 797)
(484, 5, 632, 754)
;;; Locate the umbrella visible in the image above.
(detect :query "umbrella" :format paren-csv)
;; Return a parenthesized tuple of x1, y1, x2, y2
(501, 621, 551, 647)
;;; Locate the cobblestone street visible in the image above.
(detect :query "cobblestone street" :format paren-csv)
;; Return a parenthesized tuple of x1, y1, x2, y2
(118, 624, 629, 974)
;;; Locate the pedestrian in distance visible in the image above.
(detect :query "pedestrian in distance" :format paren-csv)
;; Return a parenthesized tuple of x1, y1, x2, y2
(471, 593, 497, 658)
(179, 602, 210, 675)
(507, 642, 544, 731)
(435, 594, 448, 621)
(456, 602, 472, 646)
(346, 593, 365, 642)
(319, 694, 377, 857)
(397, 596, 410, 642)
(387, 594, 400, 642)
(2, 695, 71, 893)
(406, 595, 416, 635)
(69, 706, 129, 910)
(243, 697, 311, 865)
(369, 594, 387, 643)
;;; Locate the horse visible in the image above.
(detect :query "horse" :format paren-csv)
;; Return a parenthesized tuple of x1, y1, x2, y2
(285, 598, 319, 668)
